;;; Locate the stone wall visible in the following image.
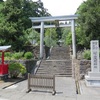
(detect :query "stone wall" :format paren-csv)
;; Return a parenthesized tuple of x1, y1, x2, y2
(80, 60, 91, 79)
(72, 59, 91, 80)
(24, 45, 40, 59)
(4, 59, 38, 73)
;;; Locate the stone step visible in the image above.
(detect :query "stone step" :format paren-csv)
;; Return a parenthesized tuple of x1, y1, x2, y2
(36, 72, 72, 75)
(40, 66, 72, 69)
(38, 68, 72, 71)
(41, 61, 72, 65)
(49, 47, 70, 60)
(37, 70, 72, 72)
(36, 72, 72, 76)
(38, 68, 72, 70)
(36, 73, 72, 77)
(39, 64, 72, 66)
(37, 72, 72, 74)
(37, 68, 72, 74)
(36, 74, 72, 76)
(37, 69, 72, 72)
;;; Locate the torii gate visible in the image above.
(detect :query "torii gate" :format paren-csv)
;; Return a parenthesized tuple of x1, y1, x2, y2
(29, 15, 78, 59)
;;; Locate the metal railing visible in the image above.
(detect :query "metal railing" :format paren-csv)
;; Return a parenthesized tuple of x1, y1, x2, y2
(27, 73, 56, 95)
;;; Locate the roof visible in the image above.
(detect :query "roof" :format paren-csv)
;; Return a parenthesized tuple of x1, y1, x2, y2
(0, 45, 11, 51)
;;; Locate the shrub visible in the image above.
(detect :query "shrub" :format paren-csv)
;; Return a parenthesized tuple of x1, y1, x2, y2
(5, 52, 12, 57)
(24, 52, 33, 59)
(0, 52, 13, 60)
(5, 52, 13, 60)
(12, 52, 23, 59)
(0, 52, 12, 58)
(0, 52, 1, 56)
(82, 50, 91, 60)
(9, 62, 26, 78)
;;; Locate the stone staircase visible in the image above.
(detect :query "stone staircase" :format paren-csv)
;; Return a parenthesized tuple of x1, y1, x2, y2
(50, 46, 70, 60)
(36, 46, 72, 76)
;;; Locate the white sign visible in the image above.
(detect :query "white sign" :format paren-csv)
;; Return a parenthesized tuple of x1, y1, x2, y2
(91, 40, 99, 72)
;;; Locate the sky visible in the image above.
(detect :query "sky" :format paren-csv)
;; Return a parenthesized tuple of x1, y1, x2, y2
(33, 0, 87, 16)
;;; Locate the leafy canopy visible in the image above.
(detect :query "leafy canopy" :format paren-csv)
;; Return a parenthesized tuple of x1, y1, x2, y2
(76, 0, 100, 48)
(0, 0, 50, 51)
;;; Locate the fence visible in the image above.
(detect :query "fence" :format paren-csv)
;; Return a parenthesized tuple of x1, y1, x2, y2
(27, 73, 56, 95)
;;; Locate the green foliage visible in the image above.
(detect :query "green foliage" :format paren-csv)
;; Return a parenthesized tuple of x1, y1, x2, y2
(44, 28, 57, 47)
(9, 62, 26, 78)
(1, 51, 35, 60)
(5, 52, 12, 57)
(4, 52, 12, 60)
(61, 27, 71, 45)
(76, 0, 100, 48)
(0, 0, 26, 50)
(0, 52, 1, 57)
(0, 52, 13, 60)
(0, 0, 50, 51)
(82, 50, 91, 60)
(12, 52, 24, 60)
(82, 49, 100, 60)
(24, 52, 33, 59)
(0, 0, 3, 2)
(24, 28, 40, 45)
(66, 32, 72, 45)
(44, 36, 57, 47)
(62, 26, 89, 48)
(56, 27, 62, 40)
(0, 1, 4, 10)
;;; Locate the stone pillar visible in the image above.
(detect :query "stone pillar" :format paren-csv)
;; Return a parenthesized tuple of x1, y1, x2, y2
(85, 40, 100, 87)
(71, 20, 76, 59)
(91, 40, 100, 72)
(40, 21, 44, 59)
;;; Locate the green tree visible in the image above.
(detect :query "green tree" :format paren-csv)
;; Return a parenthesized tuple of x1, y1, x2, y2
(0, 0, 50, 51)
(44, 28, 57, 47)
(0, 0, 25, 50)
(61, 27, 87, 50)
(0, 0, 3, 2)
(76, 0, 100, 48)
(21, 0, 50, 29)
(66, 32, 72, 45)
(61, 28, 71, 45)
(24, 28, 40, 45)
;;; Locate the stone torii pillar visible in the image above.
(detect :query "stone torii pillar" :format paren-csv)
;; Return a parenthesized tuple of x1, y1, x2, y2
(71, 19, 76, 59)
(40, 21, 44, 59)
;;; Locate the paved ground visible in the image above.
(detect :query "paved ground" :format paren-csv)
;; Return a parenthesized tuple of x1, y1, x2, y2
(77, 80, 100, 100)
(0, 77, 100, 100)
